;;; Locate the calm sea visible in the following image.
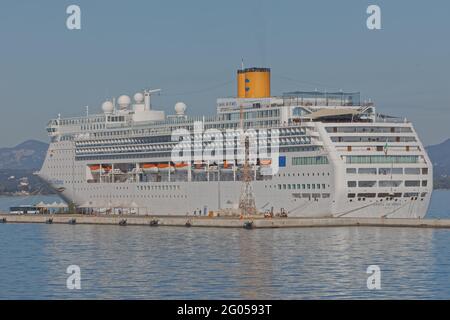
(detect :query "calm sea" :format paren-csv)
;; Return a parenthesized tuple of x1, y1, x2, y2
(0, 191, 450, 299)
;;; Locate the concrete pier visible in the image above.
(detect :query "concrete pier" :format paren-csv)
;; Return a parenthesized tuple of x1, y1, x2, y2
(1, 214, 450, 229)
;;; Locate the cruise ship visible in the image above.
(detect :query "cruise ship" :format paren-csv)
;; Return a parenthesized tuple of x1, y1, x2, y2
(37, 67, 433, 218)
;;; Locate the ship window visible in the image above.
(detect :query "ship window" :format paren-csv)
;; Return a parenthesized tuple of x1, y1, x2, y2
(357, 193, 376, 198)
(422, 168, 428, 175)
(358, 168, 377, 175)
(347, 181, 357, 188)
(347, 156, 418, 164)
(378, 193, 390, 198)
(358, 181, 376, 187)
(379, 180, 402, 187)
(292, 156, 329, 166)
(379, 168, 403, 175)
(346, 168, 357, 174)
(405, 168, 420, 175)
(404, 192, 419, 197)
(405, 180, 420, 187)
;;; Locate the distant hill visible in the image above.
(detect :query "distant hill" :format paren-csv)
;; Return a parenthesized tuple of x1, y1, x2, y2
(426, 139, 450, 189)
(426, 138, 450, 176)
(0, 140, 52, 194)
(0, 140, 48, 170)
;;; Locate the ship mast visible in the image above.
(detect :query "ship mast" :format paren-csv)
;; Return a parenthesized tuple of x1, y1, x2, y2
(238, 74, 257, 217)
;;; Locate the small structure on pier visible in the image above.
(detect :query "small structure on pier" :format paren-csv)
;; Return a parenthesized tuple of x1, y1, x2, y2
(35, 201, 68, 214)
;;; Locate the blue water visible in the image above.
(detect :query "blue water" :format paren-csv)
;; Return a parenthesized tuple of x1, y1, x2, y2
(0, 191, 450, 299)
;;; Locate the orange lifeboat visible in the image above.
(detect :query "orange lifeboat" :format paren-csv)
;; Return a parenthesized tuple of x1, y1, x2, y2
(260, 159, 272, 166)
(89, 165, 101, 173)
(174, 162, 190, 171)
(157, 163, 175, 173)
(221, 161, 234, 172)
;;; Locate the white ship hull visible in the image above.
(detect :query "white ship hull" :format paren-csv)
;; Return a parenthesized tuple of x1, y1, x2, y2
(38, 121, 432, 219)
(50, 180, 430, 219)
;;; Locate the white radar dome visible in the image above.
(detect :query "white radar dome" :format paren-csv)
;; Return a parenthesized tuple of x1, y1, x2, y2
(117, 95, 131, 109)
(134, 92, 144, 103)
(174, 102, 187, 115)
(102, 101, 114, 114)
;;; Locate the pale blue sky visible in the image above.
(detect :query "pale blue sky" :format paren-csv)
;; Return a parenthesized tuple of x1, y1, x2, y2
(0, 0, 449, 146)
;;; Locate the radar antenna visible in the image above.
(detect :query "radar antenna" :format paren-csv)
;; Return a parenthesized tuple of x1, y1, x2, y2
(144, 88, 162, 110)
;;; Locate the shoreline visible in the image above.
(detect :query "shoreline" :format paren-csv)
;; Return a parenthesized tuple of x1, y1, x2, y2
(1, 213, 450, 229)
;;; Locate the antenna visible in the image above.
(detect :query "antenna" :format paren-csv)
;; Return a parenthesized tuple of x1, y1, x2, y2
(85, 106, 89, 117)
(144, 88, 162, 110)
(241, 58, 245, 71)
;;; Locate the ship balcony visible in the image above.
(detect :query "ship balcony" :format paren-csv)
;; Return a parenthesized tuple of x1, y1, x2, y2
(326, 122, 412, 127)
(306, 130, 320, 138)
(339, 151, 426, 158)
(335, 145, 422, 152)
(46, 125, 59, 136)
(277, 137, 315, 146)
(331, 139, 418, 145)
(273, 128, 307, 136)
(326, 132, 415, 138)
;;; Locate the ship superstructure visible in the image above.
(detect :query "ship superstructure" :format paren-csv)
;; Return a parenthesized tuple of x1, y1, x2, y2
(38, 67, 433, 218)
